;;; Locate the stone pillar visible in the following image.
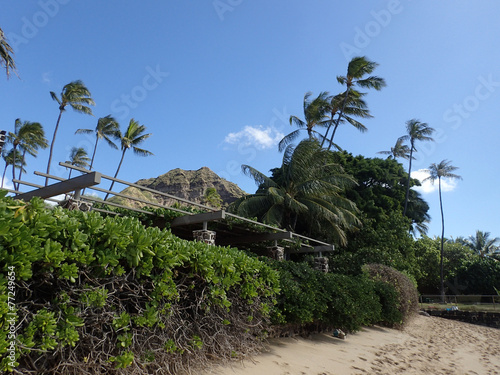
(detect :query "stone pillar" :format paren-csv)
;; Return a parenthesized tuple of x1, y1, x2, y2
(59, 198, 93, 211)
(314, 256, 329, 273)
(267, 245, 284, 261)
(193, 229, 216, 245)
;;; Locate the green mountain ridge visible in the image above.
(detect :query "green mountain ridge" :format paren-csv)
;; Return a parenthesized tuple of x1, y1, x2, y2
(108, 166, 246, 209)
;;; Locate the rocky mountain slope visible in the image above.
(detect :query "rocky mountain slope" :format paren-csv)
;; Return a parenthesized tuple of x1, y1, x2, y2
(108, 167, 246, 209)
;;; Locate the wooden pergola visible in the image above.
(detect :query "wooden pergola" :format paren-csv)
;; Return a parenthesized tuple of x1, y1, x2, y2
(8, 162, 335, 258)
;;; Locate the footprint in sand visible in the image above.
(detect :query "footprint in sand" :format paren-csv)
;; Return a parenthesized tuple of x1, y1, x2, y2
(351, 365, 366, 372)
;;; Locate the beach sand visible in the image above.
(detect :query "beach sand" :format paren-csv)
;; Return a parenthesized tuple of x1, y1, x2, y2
(202, 315, 500, 375)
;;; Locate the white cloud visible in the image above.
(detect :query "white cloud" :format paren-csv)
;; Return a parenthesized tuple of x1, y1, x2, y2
(1, 177, 14, 191)
(224, 125, 284, 150)
(41, 72, 52, 84)
(45, 194, 66, 206)
(411, 169, 458, 194)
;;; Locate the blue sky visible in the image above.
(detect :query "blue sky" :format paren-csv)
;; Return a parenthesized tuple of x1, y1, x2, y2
(1, 1, 499, 240)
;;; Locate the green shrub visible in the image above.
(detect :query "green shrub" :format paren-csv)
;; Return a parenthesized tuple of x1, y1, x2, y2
(362, 263, 419, 327)
(0, 193, 279, 374)
(267, 259, 397, 333)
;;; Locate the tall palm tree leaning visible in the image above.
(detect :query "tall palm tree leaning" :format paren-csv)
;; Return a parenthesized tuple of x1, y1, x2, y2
(324, 56, 386, 151)
(0, 27, 18, 79)
(1, 149, 25, 188)
(46, 80, 95, 185)
(424, 160, 462, 302)
(65, 147, 90, 179)
(104, 119, 153, 201)
(377, 138, 411, 161)
(279, 92, 330, 152)
(230, 139, 360, 246)
(75, 115, 120, 171)
(7, 119, 48, 190)
(321, 90, 373, 150)
(400, 119, 435, 216)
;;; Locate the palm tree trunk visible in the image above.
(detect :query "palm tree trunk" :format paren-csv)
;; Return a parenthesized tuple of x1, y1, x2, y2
(320, 111, 335, 148)
(46, 110, 63, 186)
(328, 122, 341, 150)
(104, 149, 126, 201)
(1, 164, 7, 188)
(17, 150, 27, 185)
(438, 177, 445, 303)
(403, 145, 414, 216)
(307, 128, 313, 140)
(81, 137, 99, 196)
(89, 137, 99, 171)
(327, 87, 350, 151)
(11, 144, 17, 190)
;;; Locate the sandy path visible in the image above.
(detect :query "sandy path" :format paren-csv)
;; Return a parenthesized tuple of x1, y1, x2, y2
(201, 315, 500, 375)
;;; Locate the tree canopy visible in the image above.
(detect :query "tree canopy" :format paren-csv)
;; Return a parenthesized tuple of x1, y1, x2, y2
(230, 139, 360, 246)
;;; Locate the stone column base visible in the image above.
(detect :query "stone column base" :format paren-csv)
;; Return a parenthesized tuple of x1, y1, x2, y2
(193, 229, 216, 245)
(267, 246, 284, 261)
(314, 256, 329, 273)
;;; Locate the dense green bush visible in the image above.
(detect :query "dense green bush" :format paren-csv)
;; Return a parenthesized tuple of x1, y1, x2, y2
(362, 263, 419, 327)
(0, 193, 279, 374)
(0, 192, 414, 374)
(266, 259, 404, 333)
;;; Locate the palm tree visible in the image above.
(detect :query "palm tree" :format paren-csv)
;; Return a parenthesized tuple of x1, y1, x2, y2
(424, 160, 462, 301)
(321, 90, 373, 150)
(7, 119, 48, 189)
(231, 139, 360, 246)
(377, 138, 411, 160)
(279, 92, 330, 152)
(46, 80, 95, 185)
(65, 147, 90, 179)
(0, 27, 17, 79)
(326, 56, 386, 151)
(75, 115, 120, 171)
(400, 119, 435, 216)
(203, 187, 223, 209)
(1, 149, 25, 189)
(104, 119, 153, 200)
(463, 230, 500, 258)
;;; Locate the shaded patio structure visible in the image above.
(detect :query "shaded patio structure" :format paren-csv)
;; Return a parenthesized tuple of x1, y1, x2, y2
(7, 162, 335, 268)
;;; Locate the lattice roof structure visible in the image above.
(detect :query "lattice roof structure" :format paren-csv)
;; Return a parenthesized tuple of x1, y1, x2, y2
(7, 162, 335, 257)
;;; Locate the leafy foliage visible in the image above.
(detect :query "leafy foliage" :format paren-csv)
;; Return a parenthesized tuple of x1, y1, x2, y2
(332, 151, 429, 230)
(231, 140, 360, 245)
(331, 211, 417, 277)
(105, 118, 153, 200)
(362, 263, 419, 328)
(0, 193, 278, 374)
(280, 91, 330, 151)
(0, 27, 17, 78)
(414, 236, 500, 295)
(266, 259, 405, 333)
(324, 56, 386, 150)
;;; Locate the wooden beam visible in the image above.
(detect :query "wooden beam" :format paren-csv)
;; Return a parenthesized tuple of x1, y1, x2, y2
(15, 172, 101, 201)
(217, 231, 293, 245)
(171, 210, 226, 227)
(288, 245, 335, 254)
